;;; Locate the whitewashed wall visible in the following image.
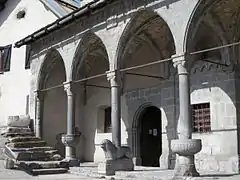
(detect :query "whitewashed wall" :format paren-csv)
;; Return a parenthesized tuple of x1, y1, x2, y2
(0, 0, 57, 125)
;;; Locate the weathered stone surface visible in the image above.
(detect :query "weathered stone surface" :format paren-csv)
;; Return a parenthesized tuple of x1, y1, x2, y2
(15, 151, 51, 161)
(1, 127, 32, 135)
(20, 160, 69, 169)
(31, 168, 68, 175)
(6, 141, 46, 148)
(2, 132, 33, 138)
(171, 139, 202, 156)
(8, 136, 41, 143)
(98, 158, 134, 176)
(11, 146, 55, 152)
(7, 115, 31, 127)
(3, 158, 14, 169)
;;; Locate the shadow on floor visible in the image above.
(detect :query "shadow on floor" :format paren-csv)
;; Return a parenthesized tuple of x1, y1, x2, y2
(200, 173, 239, 177)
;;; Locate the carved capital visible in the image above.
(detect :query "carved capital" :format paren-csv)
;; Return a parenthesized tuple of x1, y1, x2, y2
(34, 90, 44, 101)
(172, 54, 186, 68)
(106, 70, 120, 87)
(172, 54, 189, 75)
(63, 81, 74, 96)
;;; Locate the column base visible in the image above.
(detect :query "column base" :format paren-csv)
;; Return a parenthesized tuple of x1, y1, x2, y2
(98, 158, 134, 176)
(173, 155, 199, 179)
(171, 139, 202, 179)
(62, 158, 80, 167)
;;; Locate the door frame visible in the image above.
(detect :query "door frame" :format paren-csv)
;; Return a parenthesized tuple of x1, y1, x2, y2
(132, 103, 162, 166)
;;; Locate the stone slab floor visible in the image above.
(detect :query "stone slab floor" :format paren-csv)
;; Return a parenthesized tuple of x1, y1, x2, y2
(0, 161, 240, 180)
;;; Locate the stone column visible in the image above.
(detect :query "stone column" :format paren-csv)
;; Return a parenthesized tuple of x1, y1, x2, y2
(171, 54, 202, 178)
(34, 90, 44, 138)
(62, 81, 80, 166)
(107, 70, 121, 148)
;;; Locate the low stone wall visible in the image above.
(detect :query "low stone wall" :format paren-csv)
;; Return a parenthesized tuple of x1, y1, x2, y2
(195, 155, 239, 174)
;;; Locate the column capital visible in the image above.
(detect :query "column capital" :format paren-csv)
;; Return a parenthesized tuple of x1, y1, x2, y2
(34, 90, 44, 100)
(172, 53, 189, 75)
(106, 70, 119, 80)
(172, 54, 186, 68)
(63, 81, 74, 96)
(106, 70, 120, 87)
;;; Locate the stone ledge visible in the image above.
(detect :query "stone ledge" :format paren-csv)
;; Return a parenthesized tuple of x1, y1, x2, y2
(98, 158, 134, 176)
(195, 155, 239, 173)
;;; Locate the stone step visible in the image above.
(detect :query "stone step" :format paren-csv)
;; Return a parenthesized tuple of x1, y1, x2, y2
(19, 160, 69, 169)
(7, 136, 41, 143)
(1, 127, 32, 135)
(31, 168, 68, 176)
(11, 146, 55, 152)
(15, 150, 60, 161)
(6, 141, 46, 148)
(2, 132, 33, 138)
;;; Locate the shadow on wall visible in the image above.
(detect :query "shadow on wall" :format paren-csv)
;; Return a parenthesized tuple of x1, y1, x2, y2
(0, 0, 21, 27)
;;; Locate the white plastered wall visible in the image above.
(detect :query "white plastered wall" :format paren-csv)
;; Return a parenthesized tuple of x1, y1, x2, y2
(0, 0, 57, 125)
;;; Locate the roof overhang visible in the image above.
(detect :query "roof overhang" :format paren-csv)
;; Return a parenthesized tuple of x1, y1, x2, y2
(14, 0, 114, 48)
(0, 0, 8, 11)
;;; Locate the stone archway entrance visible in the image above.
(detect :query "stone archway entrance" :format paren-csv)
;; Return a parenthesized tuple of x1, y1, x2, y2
(139, 106, 162, 167)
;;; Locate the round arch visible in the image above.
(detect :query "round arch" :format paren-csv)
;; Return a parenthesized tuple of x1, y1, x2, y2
(115, 9, 176, 70)
(71, 32, 110, 81)
(184, 0, 240, 68)
(70, 31, 112, 162)
(132, 104, 162, 166)
(38, 48, 67, 90)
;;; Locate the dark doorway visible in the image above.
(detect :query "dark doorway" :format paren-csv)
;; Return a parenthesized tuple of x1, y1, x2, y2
(140, 106, 162, 167)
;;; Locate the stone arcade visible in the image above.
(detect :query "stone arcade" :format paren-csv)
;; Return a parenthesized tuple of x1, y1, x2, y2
(14, 0, 240, 178)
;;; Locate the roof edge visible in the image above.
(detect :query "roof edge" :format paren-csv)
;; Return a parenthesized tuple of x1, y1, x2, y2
(15, 0, 114, 48)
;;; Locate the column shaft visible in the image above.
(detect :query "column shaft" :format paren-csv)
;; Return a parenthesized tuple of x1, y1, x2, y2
(67, 90, 75, 135)
(177, 63, 191, 139)
(107, 70, 121, 148)
(63, 81, 76, 160)
(34, 90, 43, 138)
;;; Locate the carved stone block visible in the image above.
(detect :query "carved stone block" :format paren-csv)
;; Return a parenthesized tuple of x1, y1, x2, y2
(171, 139, 202, 156)
(98, 158, 134, 176)
(7, 115, 31, 127)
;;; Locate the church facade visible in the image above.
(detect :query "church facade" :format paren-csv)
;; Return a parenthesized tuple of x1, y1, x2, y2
(15, 0, 240, 174)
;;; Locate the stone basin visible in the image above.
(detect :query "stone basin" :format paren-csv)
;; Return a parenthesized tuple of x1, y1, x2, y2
(61, 133, 81, 147)
(171, 139, 202, 156)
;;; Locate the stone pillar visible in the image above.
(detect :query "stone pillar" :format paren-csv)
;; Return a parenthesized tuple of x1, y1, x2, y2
(107, 70, 121, 148)
(62, 81, 80, 166)
(34, 90, 44, 138)
(171, 54, 202, 178)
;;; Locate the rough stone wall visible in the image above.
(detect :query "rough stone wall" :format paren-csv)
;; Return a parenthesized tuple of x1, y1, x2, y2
(190, 64, 238, 173)
(124, 74, 177, 169)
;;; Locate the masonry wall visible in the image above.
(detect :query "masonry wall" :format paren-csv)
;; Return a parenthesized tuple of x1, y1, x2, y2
(0, 0, 57, 126)
(190, 64, 238, 173)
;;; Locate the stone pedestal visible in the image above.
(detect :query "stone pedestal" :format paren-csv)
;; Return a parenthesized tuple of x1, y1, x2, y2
(61, 133, 81, 167)
(98, 158, 134, 176)
(171, 139, 202, 178)
(98, 139, 134, 176)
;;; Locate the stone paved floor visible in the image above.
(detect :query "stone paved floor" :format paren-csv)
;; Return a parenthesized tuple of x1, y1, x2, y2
(0, 161, 240, 180)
